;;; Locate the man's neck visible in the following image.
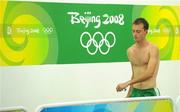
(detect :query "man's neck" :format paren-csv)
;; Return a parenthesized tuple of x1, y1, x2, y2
(136, 39, 149, 48)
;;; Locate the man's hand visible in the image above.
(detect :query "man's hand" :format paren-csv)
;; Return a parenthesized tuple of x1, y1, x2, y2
(116, 81, 129, 92)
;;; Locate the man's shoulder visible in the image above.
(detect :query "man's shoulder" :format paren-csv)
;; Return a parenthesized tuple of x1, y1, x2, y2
(128, 44, 135, 51)
(127, 44, 135, 55)
(149, 43, 159, 51)
(148, 43, 159, 54)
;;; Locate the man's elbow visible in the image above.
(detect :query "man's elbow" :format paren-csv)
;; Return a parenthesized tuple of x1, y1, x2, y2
(147, 72, 154, 79)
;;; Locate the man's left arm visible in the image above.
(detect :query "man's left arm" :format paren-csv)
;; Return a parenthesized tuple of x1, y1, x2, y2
(128, 46, 159, 85)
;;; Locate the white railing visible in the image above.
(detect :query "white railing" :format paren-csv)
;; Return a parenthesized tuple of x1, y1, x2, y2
(0, 96, 174, 112)
(35, 96, 174, 112)
(0, 106, 27, 112)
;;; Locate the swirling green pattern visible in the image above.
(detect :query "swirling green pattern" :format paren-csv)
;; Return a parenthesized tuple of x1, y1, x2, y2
(132, 6, 180, 60)
(0, 2, 58, 66)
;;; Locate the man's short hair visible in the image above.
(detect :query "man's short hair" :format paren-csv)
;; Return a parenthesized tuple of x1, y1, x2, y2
(133, 18, 149, 30)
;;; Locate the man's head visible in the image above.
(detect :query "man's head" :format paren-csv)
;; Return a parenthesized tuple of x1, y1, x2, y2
(132, 18, 149, 42)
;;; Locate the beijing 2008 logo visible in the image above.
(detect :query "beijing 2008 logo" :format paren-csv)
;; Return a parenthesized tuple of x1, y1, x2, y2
(80, 32, 116, 55)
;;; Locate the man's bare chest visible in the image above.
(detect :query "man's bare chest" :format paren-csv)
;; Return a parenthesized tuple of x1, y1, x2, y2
(130, 49, 150, 66)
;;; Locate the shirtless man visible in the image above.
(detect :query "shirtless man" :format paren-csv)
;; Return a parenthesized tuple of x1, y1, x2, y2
(116, 18, 160, 97)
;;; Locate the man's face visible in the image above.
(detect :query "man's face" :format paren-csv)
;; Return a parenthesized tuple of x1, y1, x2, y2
(132, 23, 147, 42)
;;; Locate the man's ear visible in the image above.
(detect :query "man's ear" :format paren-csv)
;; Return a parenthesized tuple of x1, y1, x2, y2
(145, 29, 148, 34)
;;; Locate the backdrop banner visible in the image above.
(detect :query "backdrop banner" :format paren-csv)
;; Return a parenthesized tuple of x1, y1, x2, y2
(0, 1, 180, 66)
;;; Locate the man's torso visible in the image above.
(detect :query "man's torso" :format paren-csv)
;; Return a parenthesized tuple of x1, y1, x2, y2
(128, 43, 159, 89)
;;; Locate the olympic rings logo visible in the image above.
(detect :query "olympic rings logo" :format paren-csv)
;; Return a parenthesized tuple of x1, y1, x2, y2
(80, 32, 116, 55)
(43, 27, 53, 34)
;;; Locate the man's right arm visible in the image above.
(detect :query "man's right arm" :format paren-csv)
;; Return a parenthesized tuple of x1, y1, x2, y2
(126, 48, 134, 97)
(116, 47, 134, 92)
(126, 75, 133, 97)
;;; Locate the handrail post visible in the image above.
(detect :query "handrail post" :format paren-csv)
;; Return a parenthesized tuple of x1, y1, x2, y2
(176, 96, 180, 112)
